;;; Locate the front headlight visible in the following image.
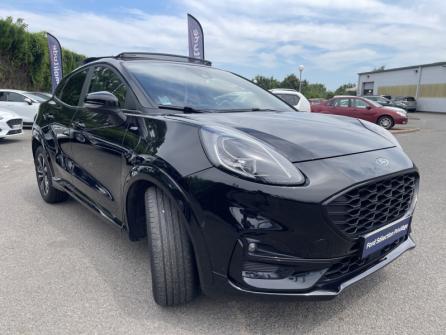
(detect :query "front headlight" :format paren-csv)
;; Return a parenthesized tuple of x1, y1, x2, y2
(200, 126, 305, 185)
(359, 119, 401, 148)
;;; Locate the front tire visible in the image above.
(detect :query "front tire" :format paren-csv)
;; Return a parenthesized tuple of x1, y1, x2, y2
(145, 187, 199, 306)
(34, 146, 68, 203)
(377, 115, 395, 129)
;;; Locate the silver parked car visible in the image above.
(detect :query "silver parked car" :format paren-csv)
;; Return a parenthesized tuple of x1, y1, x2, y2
(393, 96, 417, 112)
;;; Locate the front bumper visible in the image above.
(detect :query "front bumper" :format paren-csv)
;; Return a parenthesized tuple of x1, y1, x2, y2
(0, 123, 23, 138)
(185, 147, 417, 298)
(227, 236, 415, 298)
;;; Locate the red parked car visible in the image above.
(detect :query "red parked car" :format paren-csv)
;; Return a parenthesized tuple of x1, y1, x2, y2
(311, 95, 408, 129)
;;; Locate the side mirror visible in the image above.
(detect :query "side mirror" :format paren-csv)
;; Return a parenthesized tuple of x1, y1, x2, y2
(366, 105, 372, 110)
(84, 91, 126, 122)
(24, 97, 33, 105)
(85, 91, 119, 108)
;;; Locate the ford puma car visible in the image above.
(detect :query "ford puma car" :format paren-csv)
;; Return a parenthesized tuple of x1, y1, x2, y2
(32, 53, 418, 306)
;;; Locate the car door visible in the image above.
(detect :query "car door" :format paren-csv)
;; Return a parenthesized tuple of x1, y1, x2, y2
(2, 92, 38, 123)
(329, 97, 352, 117)
(39, 68, 90, 185)
(69, 65, 132, 222)
(351, 98, 375, 122)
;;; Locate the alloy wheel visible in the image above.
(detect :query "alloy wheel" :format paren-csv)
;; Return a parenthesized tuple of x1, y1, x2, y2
(36, 154, 50, 195)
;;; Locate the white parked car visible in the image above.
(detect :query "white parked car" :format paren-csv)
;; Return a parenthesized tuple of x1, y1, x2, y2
(0, 110, 23, 139)
(0, 89, 48, 125)
(269, 88, 312, 112)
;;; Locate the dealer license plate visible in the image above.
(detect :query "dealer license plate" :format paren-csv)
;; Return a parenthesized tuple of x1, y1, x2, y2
(362, 216, 411, 258)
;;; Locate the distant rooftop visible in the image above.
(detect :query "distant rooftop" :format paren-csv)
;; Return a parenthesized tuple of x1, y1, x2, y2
(358, 61, 446, 75)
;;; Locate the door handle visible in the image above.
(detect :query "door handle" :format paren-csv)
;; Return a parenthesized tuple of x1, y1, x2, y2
(72, 121, 86, 130)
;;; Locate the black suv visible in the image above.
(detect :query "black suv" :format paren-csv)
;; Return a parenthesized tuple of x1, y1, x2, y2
(32, 53, 419, 306)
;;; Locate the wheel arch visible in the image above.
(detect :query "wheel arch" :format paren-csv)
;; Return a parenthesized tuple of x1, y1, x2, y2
(123, 164, 214, 292)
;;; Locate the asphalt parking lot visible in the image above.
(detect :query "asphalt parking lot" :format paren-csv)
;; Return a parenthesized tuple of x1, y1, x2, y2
(0, 113, 445, 335)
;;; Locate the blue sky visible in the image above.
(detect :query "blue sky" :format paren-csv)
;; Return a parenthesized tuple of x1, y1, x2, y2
(1, 0, 445, 90)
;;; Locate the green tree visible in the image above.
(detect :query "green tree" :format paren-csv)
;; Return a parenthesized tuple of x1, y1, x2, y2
(252, 75, 280, 90)
(334, 83, 356, 96)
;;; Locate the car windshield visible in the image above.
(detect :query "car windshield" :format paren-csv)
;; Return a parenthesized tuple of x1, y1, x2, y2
(24, 92, 49, 102)
(124, 61, 294, 112)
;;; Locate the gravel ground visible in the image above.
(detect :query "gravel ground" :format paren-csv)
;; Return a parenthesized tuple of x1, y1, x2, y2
(0, 113, 445, 334)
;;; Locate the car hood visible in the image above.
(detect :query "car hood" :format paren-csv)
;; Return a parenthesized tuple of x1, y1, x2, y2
(0, 110, 22, 120)
(382, 106, 407, 114)
(172, 112, 395, 163)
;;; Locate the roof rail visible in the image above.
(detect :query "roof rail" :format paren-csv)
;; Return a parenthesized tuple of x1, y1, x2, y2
(116, 52, 212, 66)
(82, 56, 114, 65)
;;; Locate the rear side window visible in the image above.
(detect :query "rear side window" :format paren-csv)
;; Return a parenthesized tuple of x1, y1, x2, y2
(276, 93, 300, 106)
(60, 70, 88, 106)
(0, 92, 7, 101)
(88, 66, 127, 107)
(334, 98, 350, 107)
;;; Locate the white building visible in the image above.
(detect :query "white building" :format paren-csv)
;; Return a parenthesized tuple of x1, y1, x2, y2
(358, 62, 446, 113)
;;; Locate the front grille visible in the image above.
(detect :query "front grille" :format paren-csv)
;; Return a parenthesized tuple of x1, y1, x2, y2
(319, 236, 406, 283)
(325, 173, 417, 238)
(7, 119, 22, 128)
(6, 129, 22, 135)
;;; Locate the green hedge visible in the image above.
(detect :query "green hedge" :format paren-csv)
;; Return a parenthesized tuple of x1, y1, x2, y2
(0, 17, 85, 91)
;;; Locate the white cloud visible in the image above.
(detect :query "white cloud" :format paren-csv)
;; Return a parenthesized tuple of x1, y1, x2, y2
(0, 0, 445, 88)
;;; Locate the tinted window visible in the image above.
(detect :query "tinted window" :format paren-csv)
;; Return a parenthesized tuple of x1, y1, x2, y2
(88, 66, 127, 107)
(405, 97, 415, 101)
(60, 70, 88, 106)
(276, 93, 300, 106)
(353, 99, 368, 109)
(54, 77, 67, 99)
(334, 98, 350, 107)
(8, 92, 26, 102)
(0, 92, 7, 101)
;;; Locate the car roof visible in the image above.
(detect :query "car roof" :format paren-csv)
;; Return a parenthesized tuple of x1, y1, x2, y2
(333, 95, 361, 99)
(270, 88, 304, 96)
(0, 89, 27, 94)
(83, 52, 212, 66)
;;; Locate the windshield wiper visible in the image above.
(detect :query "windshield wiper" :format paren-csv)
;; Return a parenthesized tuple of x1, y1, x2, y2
(158, 105, 207, 113)
(215, 108, 284, 112)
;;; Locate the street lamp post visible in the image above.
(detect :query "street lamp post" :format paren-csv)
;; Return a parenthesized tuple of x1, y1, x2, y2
(298, 64, 304, 92)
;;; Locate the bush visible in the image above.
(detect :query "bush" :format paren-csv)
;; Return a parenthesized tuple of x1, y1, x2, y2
(0, 17, 85, 91)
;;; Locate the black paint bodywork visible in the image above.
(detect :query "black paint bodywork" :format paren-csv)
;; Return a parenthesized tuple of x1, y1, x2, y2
(32, 56, 418, 299)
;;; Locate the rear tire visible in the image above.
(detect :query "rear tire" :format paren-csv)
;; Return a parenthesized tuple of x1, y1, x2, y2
(145, 187, 199, 306)
(377, 115, 394, 129)
(34, 146, 69, 203)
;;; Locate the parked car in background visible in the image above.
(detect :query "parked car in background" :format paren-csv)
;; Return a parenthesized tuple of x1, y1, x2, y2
(393, 96, 417, 112)
(365, 96, 407, 109)
(382, 95, 392, 100)
(26, 92, 52, 101)
(0, 89, 42, 125)
(269, 88, 311, 112)
(311, 95, 408, 129)
(309, 98, 327, 105)
(0, 109, 23, 139)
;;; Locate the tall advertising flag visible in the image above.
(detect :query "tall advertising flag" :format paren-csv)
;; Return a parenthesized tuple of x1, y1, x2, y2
(46, 33, 63, 93)
(187, 14, 204, 60)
